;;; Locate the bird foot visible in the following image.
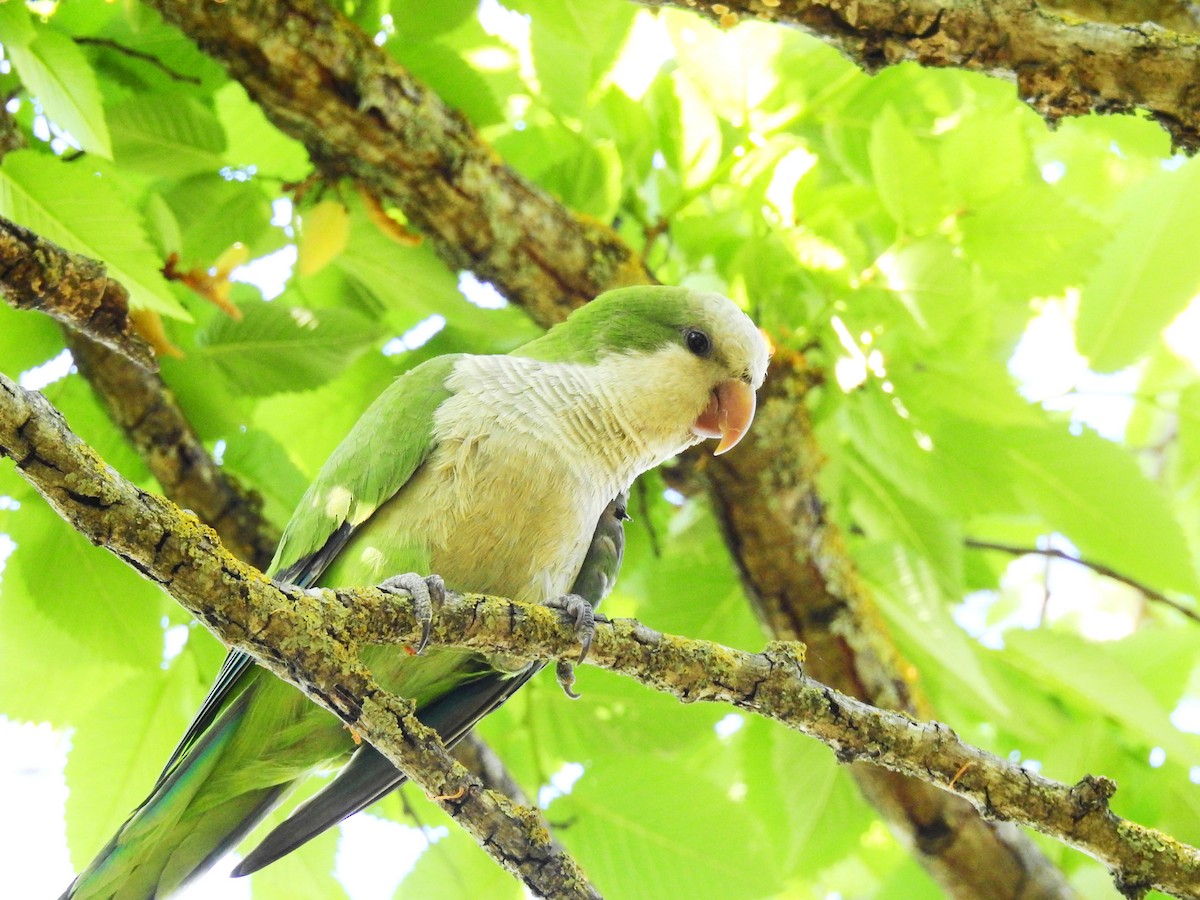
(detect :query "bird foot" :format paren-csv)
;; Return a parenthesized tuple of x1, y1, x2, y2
(542, 593, 608, 664)
(379, 573, 445, 654)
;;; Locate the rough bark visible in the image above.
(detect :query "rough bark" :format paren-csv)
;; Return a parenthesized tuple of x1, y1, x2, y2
(146, 0, 652, 328)
(0, 215, 155, 370)
(64, 332, 280, 570)
(644, 0, 1200, 153)
(2, 370, 1197, 900)
(0, 370, 598, 900)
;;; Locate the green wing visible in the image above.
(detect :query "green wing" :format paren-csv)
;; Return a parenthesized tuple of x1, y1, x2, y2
(270, 353, 460, 580)
(158, 355, 459, 783)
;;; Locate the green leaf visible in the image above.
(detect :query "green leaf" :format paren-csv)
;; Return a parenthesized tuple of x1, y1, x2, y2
(1005, 426, 1199, 595)
(391, 41, 503, 126)
(845, 452, 965, 599)
(858, 540, 1007, 717)
(219, 428, 309, 529)
(516, 0, 635, 117)
(1076, 160, 1200, 371)
(869, 106, 948, 234)
(0, 0, 37, 47)
(940, 110, 1030, 206)
(556, 752, 785, 900)
(162, 171, 275, 262)
(214, 82, 310, 181)
(538, 140, 622, 220)
(6, 25, 112, 157)
(9, 493, 164, 667)
(1004, 629, 1200, 765)
(0, 522, 135, 726)
(195, 300, 379, 396)
(0, 150, 186, 317)
(391, 0, 480, 42)
(0, 303, 66, 378)
(959, 182, 1102, 299)
(108, 93, 226, 178)
(398, 826, 520, 899)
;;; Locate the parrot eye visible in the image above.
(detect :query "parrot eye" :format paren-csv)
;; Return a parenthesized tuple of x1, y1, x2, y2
(685, 329, 712, 357)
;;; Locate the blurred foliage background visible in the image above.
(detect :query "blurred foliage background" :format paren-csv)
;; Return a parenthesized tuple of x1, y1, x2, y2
(0, 1, 1197, 898)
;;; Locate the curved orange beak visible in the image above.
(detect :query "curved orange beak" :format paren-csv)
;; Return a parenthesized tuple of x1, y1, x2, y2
(691, 379, 757, 455)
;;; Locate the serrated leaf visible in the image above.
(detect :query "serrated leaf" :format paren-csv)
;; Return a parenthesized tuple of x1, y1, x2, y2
(108, 93, 226, 178)
(1005, 426, 1199, 595)
(1076, 160, 1200, 371)
(195, 300, 378, 396)
(10, 496, 164, 668)
(7, 26, 112, 157)
(0, 151, 186, 318)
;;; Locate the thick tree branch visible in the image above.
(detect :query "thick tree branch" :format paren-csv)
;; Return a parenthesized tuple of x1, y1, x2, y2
(137, 0, 1073, 893)
(645, 0, 1200, 154)
(0, 371, 598, 900)
(0, 215, 155, 370)
(64, 332, 280, 571)
(1, 372, 1197, 899)
(145, 0, 652, 329)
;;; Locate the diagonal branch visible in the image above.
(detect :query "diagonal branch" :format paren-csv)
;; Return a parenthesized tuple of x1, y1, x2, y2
(0, 215, 155, 370)
(1, 370, 1197, 900)
(145, 0, 651, 329)
(0, 370, 598, 900)
(642, 0, 1200, 154)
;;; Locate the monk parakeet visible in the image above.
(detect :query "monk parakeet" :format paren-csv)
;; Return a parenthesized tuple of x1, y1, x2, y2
(62, 285, 770, 899)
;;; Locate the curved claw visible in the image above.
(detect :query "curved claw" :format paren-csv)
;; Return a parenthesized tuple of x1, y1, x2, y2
(378, 572, 444, 654)
(544, 593, 596, 664)
(555, 659, 581, 699)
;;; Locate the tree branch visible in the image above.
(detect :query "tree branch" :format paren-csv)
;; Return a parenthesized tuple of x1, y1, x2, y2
(64, 332, 281, 571)
(643, 0, 1200, 154)
(0, 370, 599, 900)
(0, 215, 156, 370)
(145, 0, 652, 329)
(965, 538, 1200, 625)
(2, 371, 1197, 899)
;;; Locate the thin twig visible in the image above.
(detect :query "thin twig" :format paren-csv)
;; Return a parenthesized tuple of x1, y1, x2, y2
(76, 37, 202, 85)
(965, 538, 1200, 625)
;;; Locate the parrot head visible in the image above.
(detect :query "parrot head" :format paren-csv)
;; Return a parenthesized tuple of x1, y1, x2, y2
(517, 285, 770, 458)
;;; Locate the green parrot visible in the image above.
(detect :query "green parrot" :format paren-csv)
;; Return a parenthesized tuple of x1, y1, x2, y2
(61, 284, 770, 899)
